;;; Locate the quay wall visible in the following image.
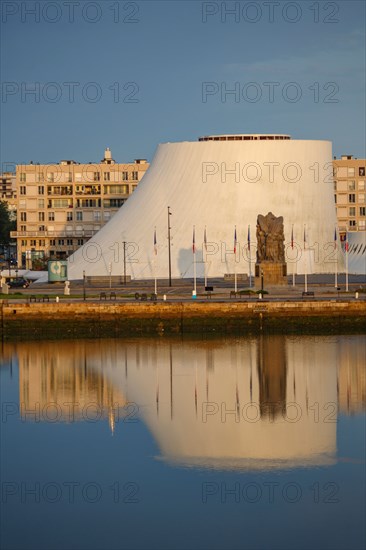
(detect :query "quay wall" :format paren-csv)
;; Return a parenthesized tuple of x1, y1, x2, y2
(1, 300, 365, 340)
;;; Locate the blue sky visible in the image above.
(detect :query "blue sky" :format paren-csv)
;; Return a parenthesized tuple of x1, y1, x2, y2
(1, 0, 365, 166)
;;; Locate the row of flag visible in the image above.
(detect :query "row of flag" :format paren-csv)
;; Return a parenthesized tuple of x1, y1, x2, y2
(154, 226, 347, 254)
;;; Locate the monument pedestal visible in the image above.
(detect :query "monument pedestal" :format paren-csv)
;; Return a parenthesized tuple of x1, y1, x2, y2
(255, 262, 287, 288)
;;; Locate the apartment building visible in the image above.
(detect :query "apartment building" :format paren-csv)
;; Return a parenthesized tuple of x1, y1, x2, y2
(12, 149, 149, 267)
(333, 155, 366, 236)
(0, 171, 17, 219)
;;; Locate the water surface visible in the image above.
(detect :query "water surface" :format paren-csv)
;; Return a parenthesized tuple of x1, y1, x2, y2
(1, 335, 365, 550)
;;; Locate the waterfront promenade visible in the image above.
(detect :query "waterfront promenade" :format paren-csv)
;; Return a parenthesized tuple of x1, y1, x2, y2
(1, 277, 365, 341)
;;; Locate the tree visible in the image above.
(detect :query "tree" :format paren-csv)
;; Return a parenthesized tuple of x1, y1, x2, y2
(0, 201, 16, 246)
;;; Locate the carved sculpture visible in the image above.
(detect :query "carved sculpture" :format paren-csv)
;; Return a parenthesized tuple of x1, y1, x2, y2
(256, 212, 285, 263)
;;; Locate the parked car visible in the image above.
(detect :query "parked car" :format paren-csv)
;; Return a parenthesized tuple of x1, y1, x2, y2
(8, 278, 30, 289)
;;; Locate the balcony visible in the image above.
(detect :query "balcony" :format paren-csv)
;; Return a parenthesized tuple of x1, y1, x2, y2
(11, 230, 98, 238)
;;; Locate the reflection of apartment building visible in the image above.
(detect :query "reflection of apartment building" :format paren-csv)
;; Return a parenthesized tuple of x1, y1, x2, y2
(18, 342, 125, 431)
(333, 156, 366, 236)
(12, 148, 149, 267)
(0, 172, 17, 219)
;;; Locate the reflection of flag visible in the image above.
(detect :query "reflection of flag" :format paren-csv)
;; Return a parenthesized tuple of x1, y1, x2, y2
(247, 225, 250, 251)
(303, 226, 306, 248)
(192, 226, 196, 254)
(345, 240, 349, 252)
(204, 226, 207, 252)
(334, 227, 337, 249)
(154, 228, 157, 255)
(234, 226, 237, 254)
(291, 226, 294, 249)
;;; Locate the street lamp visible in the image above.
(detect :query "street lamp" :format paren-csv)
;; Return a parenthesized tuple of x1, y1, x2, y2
(167, 206, 172, 287)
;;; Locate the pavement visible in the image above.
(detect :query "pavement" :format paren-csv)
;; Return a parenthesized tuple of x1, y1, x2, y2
(2, 275, 366, 303)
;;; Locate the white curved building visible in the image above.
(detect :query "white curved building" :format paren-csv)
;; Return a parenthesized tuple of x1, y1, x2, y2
(67, 134, 344, 280)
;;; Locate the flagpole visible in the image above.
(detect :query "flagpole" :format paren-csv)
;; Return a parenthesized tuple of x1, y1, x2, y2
(154, 227, 157, 295)
(304, 225, 308, 293)
(234, 225, 237, 293)
(204, 226, 207, 288)
(292, 224, 295, 287)
(345, 233, 349, 292)
(248, 225, 252, 288)
(334, 227, 338, 288)
(193, 225, 196, 294)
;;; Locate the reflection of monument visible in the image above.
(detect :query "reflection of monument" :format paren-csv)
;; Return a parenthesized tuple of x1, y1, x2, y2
(337, 336, 366, 414)
(8, 335, 364, 470)
(255, 212, 287, 286)
(257, 335, 287, 418)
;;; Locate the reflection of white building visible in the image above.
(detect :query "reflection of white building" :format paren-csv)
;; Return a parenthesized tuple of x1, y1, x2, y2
(11, 335, 365, 471)
(67, 135, 344, 280)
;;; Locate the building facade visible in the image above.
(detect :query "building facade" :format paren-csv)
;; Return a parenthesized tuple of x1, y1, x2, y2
(12, 149, 149, 267)
(1, 171, 17, 219)
(333, 155, 366, 236)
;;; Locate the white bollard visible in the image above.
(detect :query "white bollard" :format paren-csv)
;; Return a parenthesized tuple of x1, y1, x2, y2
(56, 296, 59, 303)
(355, 292, 359, 299)
(259, 292, 262, 300)
(163, 294, 167, 301)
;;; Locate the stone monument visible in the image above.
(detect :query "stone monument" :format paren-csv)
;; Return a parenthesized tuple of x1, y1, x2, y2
(255, 212, 287, 287)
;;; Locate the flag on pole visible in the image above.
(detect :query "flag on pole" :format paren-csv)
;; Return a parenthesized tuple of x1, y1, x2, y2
(204, 226, 207, 251)
(154, 228, 157, 255)
(247, 225, 250, 250)
(345, 238, 349, 252)
(334, 227, 337, 249)
(291, 225, 294, 249)
(192, 226, 196, 254)
(234, 226, 237, 254)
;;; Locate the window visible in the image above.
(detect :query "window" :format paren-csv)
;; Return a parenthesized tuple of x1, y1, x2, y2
(58, 239, 64, 245)
(67, 172, 73, 182)
(39, 212, 45, 221)
(349, 194, 356, 203)
(360, 207, 366, 216)
(93, 172, 100, 181)
(334, 195, 337, 203)
(359, 194, 365, 204)
(348, 167, 355, 176)
(104, 211, 111, 221)
(38, 199, 44, 208)
(50, 239, 56, 246)
(47, 173, 55, 183)
(48, 212, 55, 221)
(349, 220, 356, 227)
(359, 220, 366, 230)
(21, 240, 27, 246)
(39, 225, 45, 231)
(132, 185, 137, 192)
(359, 167, 365, 177)
(359, 181, 365, 191)
(77, 238, 84, 246)
(20, 186, 26, 195)
(132, 171, 138, 181)
(20, 225, 26, 232)
(36, 173, 44, 183)
(348, 181, 355, 191)
(122, 171, 128, 181)
(93, 211, 101, 221)
(39, 239, 45, 246)
(67, 212, 73, 221)
(38, 185, 44, 195)
(349, 207, 356, 216)
(67, 239, 73, 246)
(76, 211, 83, 221)
(30, 240, 36, 246)
(20, 173, 26, 182)
(20, 212, 27, 221)
(104, 172, 110, 181)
